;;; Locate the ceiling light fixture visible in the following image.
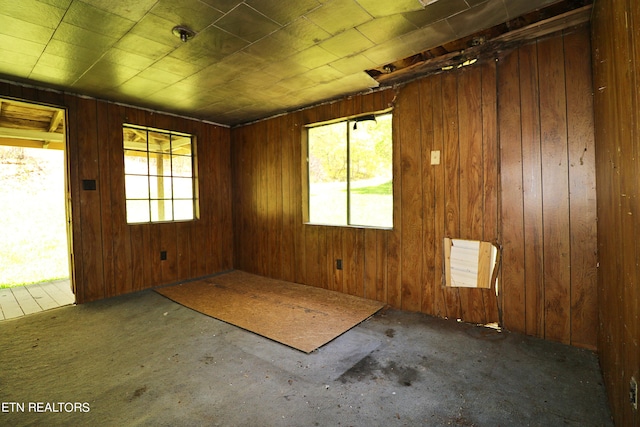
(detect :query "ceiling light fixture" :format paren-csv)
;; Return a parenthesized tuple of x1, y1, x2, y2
(418, 0, 440, 6)
(172, 25, 196, 43)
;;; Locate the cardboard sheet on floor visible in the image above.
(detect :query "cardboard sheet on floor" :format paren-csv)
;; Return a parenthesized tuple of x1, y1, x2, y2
(155, 271, 385, 353)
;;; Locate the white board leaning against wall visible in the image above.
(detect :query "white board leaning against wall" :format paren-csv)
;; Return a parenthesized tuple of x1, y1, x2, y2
(444, 238, 499, 289)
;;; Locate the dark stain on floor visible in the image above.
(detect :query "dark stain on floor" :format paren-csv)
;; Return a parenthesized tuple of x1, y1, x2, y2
(338, 355, 418, 386)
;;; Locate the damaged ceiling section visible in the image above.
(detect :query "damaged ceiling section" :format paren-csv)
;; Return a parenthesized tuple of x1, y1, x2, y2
(366, 0, 592, 86)
(0, 0, 593, 125)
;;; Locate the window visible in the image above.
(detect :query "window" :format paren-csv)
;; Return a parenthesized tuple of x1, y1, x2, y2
(123, 125, 197, 224)
(306, 111, 392, 228)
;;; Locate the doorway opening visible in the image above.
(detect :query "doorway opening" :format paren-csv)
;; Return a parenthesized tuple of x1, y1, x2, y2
(0, 98, 75, 320)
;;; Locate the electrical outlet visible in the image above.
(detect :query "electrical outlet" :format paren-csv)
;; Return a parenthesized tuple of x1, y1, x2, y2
(631, 377, 638, 410)
(336, 259, 342, 270)
(160, 250, 167, 261)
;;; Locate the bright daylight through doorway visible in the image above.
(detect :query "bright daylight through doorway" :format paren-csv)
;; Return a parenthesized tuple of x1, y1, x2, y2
(0, 99, 74, 319)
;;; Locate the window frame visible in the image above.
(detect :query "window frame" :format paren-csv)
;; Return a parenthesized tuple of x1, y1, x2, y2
(303, 108, 393, 229)
(122, 123, 199, 224)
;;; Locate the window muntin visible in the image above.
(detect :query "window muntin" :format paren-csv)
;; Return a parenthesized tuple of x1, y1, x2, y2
(123, 125, 197, 224)
(307, 112, 392, 228)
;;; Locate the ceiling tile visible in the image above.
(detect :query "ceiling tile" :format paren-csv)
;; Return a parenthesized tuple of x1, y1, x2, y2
(136, 68, 184, 85)
(101, 49, 157, 71)
(117, 76, 168, 98)
(144, 90, 201, 110)
(237, 72, 284, 90)
(0, 48, 38, 72)
(34, 53, 92, 74)
(0, 33, 46, 57)
(243, 32, 302, 61)
(0, 0, 65, 28)
(214, 3, 281, 43)
(400, 20, 456, 53)
(64, 1, 135, 38)
(149, 56, 205, 78)
(465, 0, 489, 6)
(402, 0, 469, 28)
(329, 53, 378, 74)
(169, 26, 249, 67)
(30, 59, 86, 82)
(150, 0, 223, 32)
(80, 0, 157, 21)
(319, 28, 374, 57)
(29, 68, 83, 86)
(288, 45, 339, 69)
(115, 33, 175, 60)
(53, 22, 118, 50)
(263, 58, 311, 80)
(37, 0, 72, 7)
(129, 13, 183, 47)
(446, 0, 508, 37)
(73, 61, 139, 90)
(305, 0, 373, 35)
(280, 17, 332, 48)
(0, 15, 56, 44)
(300, 64, 345, 84)
(181, 62, 244, 88)
(199, 0, 243, 13)
(362, 37, 414, 66)
(43, 39, 105, 64)
(355, 0, 426, 17)
(277, 73, 316, 92)
(0, 61, 34, 79)
(357, 14, 418, 44)
(246, 0, 321, 25)
(216, 51, 269, 74)
(158, 84, 207, 105)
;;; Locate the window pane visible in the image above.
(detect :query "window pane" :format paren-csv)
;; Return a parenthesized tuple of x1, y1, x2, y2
(123, 128, 146, 151)
(149, 175, 172, 199)
(150, 199, 173, 222)
(171, 136, 192, 155)
(349, 114, 393, 227)
(126, 200, 150, 223)
(125, 175, 149, 199)
(123, 125, 197, 224)
(172, 155, 192, 177)
(148, 153, 172, 177)
(173, 177, 193, 198)
(308, 122, 348, 225)
(174, 200, 194, 220)
(148, 131, 169, 153)
(124, 150, 148, 174)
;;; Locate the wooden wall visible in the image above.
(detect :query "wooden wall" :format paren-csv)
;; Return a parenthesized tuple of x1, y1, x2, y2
(0, 83, 233, 304)
(498, 28, 597, 349)
(232, 27, 597, 349)
(592, 0, 640, 425)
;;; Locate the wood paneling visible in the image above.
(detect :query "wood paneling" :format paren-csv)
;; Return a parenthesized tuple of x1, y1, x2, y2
(592, 0, 640, 425)
(0, 85, 233, 304)
(232, 26, 597, 348)
(498, 27, 597, 349)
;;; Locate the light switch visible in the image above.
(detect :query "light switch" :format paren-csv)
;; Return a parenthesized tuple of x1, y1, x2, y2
(430, 150, 441, 165)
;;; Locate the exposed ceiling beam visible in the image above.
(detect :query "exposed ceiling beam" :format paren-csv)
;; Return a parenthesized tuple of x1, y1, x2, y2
(48, 110, 64, 133)
(0, 137, 64, 150)
(0, 126, 64, 143)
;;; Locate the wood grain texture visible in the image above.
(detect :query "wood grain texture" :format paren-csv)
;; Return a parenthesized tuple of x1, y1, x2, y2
(231, 28, 595, 339)
(0, 86, 234, 304)
(498, 47, 526, 334)
(156, 270, 384, 353)
(592, 0, 640, 425)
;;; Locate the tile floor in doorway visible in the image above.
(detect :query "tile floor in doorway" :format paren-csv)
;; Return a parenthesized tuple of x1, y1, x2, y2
(0, 279, 74, 320)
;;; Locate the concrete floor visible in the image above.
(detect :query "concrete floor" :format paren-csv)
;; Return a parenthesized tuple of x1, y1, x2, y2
(0, 289, 612, 426)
